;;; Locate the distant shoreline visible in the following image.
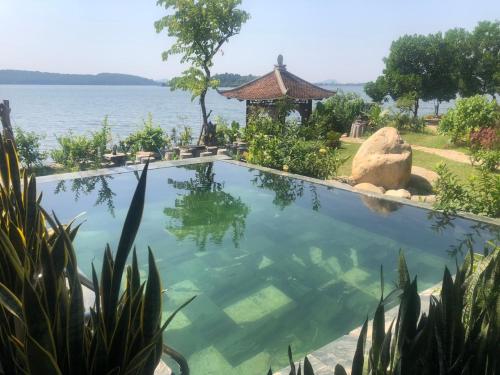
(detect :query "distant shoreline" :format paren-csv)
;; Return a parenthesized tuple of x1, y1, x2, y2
(0, 70, 161, 86)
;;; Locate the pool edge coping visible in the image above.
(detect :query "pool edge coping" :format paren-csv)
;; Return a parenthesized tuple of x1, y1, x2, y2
(35, 155, 232, 183)
(221, 159, 500, 227)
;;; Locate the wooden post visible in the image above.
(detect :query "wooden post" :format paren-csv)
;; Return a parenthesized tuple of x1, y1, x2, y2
(0, 100, 16, 147)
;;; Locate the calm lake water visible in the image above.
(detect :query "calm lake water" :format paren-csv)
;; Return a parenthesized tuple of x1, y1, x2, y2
(0, 84, 453, 151)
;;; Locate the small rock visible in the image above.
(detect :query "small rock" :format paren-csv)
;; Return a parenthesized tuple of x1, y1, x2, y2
(411, 194, 436, 204)
(385, 189, 411, 199)
(354, 183, 385, 194)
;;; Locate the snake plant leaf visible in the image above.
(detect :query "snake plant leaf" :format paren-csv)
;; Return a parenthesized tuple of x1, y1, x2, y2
(160, 295, 196, 331)
(22, 277, 57, 361)
(26, 335, 62, 375)
(371, 298, 385, 369)
(303, 356, 314, 375)
(101, 244, 114, 328)
(40, 242, 58, 320)
(397, 250, 410, 289)
(0, 134, 10, 187)
(91, 264, 101, 314)
(333, 364, 347, 375)
(288, 345, 296, 374)
(0, 282, 23, 319)
(6, 139, 22, 209)
(0, 229, 24, 279)
(351, 318, 368, 375)
(380, 320, 394, 371)
(51, 232, 68, 279)
(143, 247, 161, 339)
(108, 162, 149, 326)
(131, 249, 140, 294)
(122, 340, 158, 375)
(266, 369, 272, 375)
(24, 174, 38, 237)
(109, 290, 132, 370)
(67, 273, 85, 374)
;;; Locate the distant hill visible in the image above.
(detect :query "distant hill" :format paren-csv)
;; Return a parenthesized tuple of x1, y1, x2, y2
(213, 73, 258, 87)
(0, 70, 160, 86)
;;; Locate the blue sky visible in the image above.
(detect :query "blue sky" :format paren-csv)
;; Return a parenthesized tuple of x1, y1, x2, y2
(0, 0, 498, 82)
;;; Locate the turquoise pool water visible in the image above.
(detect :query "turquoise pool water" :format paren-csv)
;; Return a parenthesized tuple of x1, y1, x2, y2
(39, 161, 498, 375)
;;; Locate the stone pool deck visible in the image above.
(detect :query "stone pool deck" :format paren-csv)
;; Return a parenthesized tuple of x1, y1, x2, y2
(273, 284, 440, 375)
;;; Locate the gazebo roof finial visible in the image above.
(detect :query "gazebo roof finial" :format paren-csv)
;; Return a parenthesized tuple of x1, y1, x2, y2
(276, 54, 286, 71)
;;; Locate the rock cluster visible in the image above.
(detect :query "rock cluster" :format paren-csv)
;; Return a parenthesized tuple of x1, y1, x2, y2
(349, 128, 435, 204)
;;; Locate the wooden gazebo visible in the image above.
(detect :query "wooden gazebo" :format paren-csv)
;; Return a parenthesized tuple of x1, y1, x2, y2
(219, 55, 335, 123)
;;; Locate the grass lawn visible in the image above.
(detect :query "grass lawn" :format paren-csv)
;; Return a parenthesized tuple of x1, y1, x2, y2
(398, 131, 468, 152)
(337, 142, 478, 182)
(362, 129, 468, 153)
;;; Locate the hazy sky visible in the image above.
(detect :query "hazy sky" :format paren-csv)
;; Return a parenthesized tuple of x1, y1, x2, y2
(0, 0, 498, 82)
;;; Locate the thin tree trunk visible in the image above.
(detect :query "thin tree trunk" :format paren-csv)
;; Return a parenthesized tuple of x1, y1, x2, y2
(197, 89, 209, 145)
(0, 100, 16, 147)
(413, 98, 419, 118)
(434, 100, 441, 117)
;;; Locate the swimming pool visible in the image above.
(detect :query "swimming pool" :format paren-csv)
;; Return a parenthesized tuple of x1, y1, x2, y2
(39, 161, 498, 374)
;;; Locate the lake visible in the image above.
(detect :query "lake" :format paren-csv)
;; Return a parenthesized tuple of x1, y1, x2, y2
(0, 84, 453, 151)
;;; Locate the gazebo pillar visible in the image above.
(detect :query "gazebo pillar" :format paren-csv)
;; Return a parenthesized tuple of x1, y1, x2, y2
(245, 100, 250, 125)
(297, 100, 313, 123)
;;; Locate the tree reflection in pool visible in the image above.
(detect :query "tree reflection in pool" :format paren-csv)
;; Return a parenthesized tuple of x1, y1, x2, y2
(164, 163, 250, 251)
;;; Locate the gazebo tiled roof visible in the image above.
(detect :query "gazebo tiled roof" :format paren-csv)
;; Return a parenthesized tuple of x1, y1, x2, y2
(219, 56, 335, 101)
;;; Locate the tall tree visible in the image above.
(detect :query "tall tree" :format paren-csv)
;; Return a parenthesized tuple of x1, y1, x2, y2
(471, 20, 500, 97)
(445, 27, 480, 98)
(383, 33, 459, 117)
(446, 21, 500, 98)
(420, 32, 458, 116)
(383, 34, 428, 118)
(155, 0, 250, 145)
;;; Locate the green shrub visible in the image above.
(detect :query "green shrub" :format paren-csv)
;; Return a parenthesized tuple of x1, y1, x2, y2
(215, 117, 241, 146)
(434, 163, 500, 217)
(14, 127, 47, 169)
(51, 117, 111, 170)
(390, 112, 425, 132)
(123, 114, 169, 153)
(178, 125, 193, 146)
(366, 104, 389, 131)
(0, 135, 192, 374)
(308, 92, 366, 135)
(439, 95, 499, 144)
(470, 148, 500, 171)
(469, 127, 500, 171)
(286, 140, 346, 179)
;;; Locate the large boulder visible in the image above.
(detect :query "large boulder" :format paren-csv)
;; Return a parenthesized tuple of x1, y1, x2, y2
(351, 127, 412, 189)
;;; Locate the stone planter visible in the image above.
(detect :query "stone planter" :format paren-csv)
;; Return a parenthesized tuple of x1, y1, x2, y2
(180, 152, 193, 160)
(206, 146, 218, 155)
(164, 151, 175, 161)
